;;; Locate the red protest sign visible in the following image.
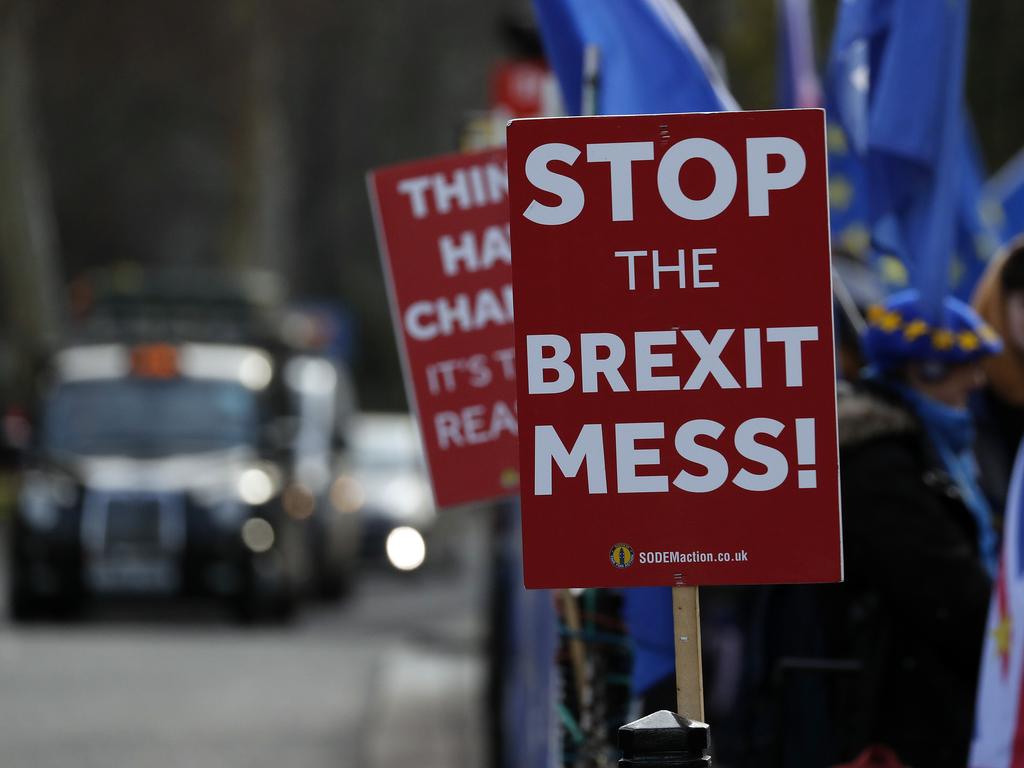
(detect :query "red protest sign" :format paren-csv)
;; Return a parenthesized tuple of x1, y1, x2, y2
(368, 148, 519, 508)
(507, 109, 841, 588)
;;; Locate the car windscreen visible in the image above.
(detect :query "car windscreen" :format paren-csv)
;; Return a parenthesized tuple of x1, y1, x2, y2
(43, 378, 260, 457)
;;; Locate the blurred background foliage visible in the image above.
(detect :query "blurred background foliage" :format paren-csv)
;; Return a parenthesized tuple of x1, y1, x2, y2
(0, 0, 1022, 409)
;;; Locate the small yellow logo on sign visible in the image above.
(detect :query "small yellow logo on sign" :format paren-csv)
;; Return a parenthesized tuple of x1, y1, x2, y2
(610, 543, 634, 569)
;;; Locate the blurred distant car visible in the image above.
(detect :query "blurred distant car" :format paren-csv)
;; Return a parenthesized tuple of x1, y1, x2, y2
(333, 413, 436, 572)
(283, 354, 361, 598)
(10, 341, 310, 621)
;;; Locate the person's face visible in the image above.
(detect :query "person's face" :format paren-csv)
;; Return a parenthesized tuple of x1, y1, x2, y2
(907, 360, 986, 409)
(1005, 291, 1024, 353)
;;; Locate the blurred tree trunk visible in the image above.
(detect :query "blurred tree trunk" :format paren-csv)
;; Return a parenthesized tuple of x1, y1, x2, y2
(223, 0, 292, 283)
(0, 0, 61, 354)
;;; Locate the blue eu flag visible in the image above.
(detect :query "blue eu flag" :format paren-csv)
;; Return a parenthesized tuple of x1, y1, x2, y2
(532, 0, 736, 115)
(827, 0, 972, 319)
(772, 0, 881, 286)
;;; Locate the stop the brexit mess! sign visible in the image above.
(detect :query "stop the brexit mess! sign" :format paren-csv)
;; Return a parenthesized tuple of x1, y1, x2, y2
(507, 109, 841, 588)
(368, 148, 519, 507)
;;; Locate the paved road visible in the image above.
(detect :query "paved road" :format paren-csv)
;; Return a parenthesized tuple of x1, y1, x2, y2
(0, 510, 489, 768)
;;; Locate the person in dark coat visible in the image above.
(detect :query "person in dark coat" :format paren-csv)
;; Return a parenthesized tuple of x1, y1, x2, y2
(835, 289, 1000, 767)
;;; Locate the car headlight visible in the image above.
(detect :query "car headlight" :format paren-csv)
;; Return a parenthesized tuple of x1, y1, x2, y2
(241, 517, 275, 553)
(238, 352, 274, 391)
(386, 526, 426, 571)
(237, 466, 277, 506)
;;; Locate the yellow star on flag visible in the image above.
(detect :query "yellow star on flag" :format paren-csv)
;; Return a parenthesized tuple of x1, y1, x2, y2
(839, 224, 871, 258)
(879, 255, 909, 287)
(830, 177, 854, 211)
(827, 124, 849, 154)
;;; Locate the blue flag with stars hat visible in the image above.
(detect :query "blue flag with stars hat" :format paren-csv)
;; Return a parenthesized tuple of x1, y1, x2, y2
(862, 289, 1001, 374)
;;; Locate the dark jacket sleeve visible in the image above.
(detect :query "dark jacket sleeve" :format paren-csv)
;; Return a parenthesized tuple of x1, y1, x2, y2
(840, 437, 991, 674)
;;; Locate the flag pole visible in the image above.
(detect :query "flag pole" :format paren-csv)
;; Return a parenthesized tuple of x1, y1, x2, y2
(581, 44, 600, 117)
(832, 263, 867, 336)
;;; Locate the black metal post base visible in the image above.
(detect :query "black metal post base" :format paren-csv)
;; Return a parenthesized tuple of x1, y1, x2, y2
(618, 710, 711, 767)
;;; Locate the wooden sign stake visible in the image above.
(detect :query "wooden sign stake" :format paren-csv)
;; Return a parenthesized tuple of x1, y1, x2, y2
(559, 589, 589, 706)
(672, 584, 705, 722)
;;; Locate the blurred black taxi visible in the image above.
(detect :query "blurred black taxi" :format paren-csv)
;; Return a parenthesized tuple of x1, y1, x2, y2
(11, 340, 312, 620)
